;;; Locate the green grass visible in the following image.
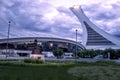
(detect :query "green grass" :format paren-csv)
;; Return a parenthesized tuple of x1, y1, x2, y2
(0, 60, 120, 80)
(0, 64, 75, 80)
(68, 66, 120, 80)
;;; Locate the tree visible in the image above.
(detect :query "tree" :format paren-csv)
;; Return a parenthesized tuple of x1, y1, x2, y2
(88, 49, 96, 58)
(53, 49, 64, 58)
(77, 50, 83, 58)
(77, 49, 98, 58)
(103, 48, 118, 59)
(116, 49, 120, 58)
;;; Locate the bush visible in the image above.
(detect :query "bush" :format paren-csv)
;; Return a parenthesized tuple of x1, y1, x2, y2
(35, 59, 44, 64)
(24, 59, 43, 64)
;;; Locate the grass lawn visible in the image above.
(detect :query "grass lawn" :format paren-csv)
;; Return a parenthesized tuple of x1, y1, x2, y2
(0, 60, 120, 80)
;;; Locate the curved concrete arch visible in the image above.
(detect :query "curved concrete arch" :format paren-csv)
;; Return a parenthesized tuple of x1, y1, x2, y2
(70, 6, 120, 49)
(0, 37, 85, 49)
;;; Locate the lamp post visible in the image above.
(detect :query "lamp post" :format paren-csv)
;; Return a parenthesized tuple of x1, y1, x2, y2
(75, 29, 78, 62)
(6, 21, 11, 58)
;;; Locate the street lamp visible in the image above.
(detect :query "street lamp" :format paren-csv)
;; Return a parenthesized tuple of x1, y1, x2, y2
(6, 21, 11, 58)
(75, 29, 78, 62)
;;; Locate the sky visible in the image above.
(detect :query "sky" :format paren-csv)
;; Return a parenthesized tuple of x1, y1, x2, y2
(0, 0, 120, 42)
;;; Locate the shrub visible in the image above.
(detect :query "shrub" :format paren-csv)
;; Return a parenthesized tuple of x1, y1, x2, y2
(35, 59, 44, 64)
(24, 59, 31, 63)
(24, 59, 43, 64)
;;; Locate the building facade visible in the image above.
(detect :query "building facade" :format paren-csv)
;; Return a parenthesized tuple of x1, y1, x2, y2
(0, 37, 85, 56)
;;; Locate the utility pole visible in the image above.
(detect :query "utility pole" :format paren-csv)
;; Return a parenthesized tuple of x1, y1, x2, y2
(75, 29, 78, 63)
(6, 21, 11, 58)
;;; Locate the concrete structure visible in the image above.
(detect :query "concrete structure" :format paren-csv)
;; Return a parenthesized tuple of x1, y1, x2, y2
(70, 5, 120, 49)
(30, 54, 44, 60)
(0, 37, 85, 57)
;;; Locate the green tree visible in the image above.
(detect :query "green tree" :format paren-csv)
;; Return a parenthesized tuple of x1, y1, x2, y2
(76, 50, 83, 58)
(53, 49, 64, 58)
(88, 49, 97, 58)
(116, 49, 120, 58)
(103, 48, 118, 59)
(77, 49, 98, 58)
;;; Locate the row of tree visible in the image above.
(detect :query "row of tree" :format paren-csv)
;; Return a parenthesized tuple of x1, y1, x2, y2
(53, 48, 120, 59)
(76, 49, 120, 59)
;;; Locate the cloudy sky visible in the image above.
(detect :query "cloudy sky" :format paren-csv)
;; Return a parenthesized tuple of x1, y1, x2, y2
(0, 0, 120, 42)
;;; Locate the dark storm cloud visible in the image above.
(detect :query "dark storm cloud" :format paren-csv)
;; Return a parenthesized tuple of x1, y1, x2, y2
(0, 0, 55, 38)
(0, 0, 88, 40)
(95, 12, 117, 20)
(83, 4, 120, 20)
(0, 0, 120, 41)
(114, 34, 120, 38)
(82, 4, 117, 20)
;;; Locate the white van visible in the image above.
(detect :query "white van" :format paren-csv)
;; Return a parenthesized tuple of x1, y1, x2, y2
(42, 51, 55, 58)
